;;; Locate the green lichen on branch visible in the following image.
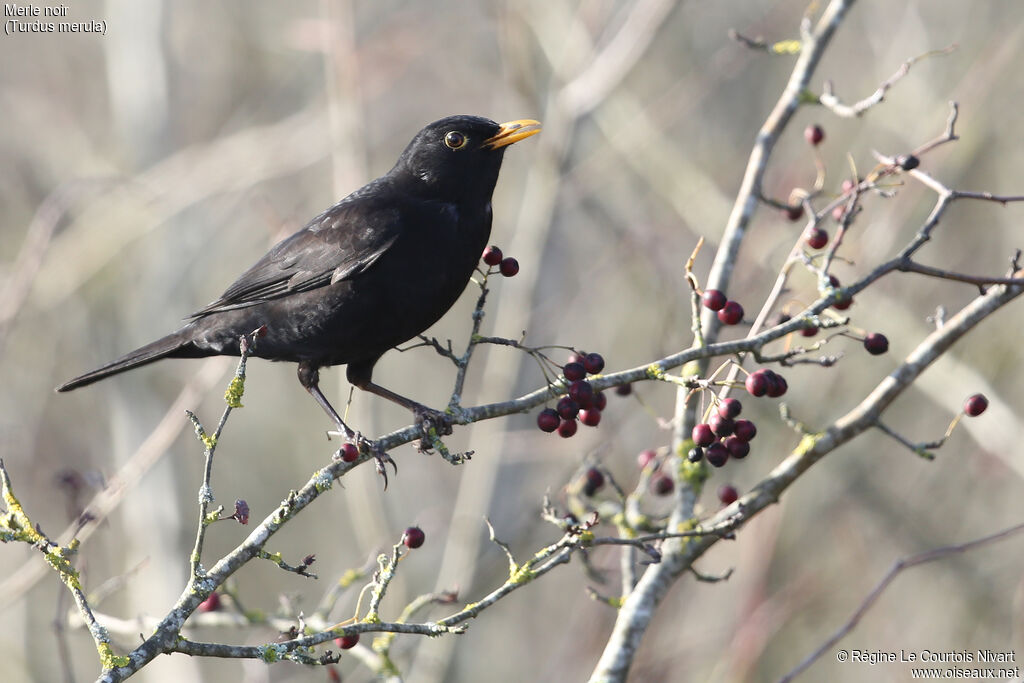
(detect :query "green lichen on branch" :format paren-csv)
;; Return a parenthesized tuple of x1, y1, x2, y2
(224, 375, 246, 408)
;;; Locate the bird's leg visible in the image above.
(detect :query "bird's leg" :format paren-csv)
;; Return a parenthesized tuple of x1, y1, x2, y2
(359, 381, 455, 446)
(297, 363, 397, 486)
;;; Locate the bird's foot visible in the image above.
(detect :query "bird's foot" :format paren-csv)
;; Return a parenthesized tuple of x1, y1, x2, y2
(412, 406, 453, 452)
(330, 432, 397, 490)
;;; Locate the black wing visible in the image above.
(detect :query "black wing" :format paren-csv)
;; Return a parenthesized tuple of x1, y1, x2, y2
(190, 187, 401, 318)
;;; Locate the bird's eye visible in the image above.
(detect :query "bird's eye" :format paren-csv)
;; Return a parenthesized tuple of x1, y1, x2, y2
(444, 131, 467, 150)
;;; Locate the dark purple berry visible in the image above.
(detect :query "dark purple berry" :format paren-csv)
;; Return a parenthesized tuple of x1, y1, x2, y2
(556, 396, 580, 420)
(784, 204, 805, 221)
(233, 499, 250, 525)
(745, 371, 768, 397)
(705, 442, 729, 468)
(718, 301, 744, 325)
(724, 436, 750, 459)
(558, 419, 578, 438)
(568, 380, 594, 408)
(687, 447, 704, 463)
(805, 226, 828, 249)
(718, 398, 742, 419)
(537, 408, 559, 433)
(567, 351, 585, 364)
(702, 289, 727, 311)
(895, 154, 919, 171)
(651, 473, 674, 496)
(692, 423, 715, 447)
(637, 449, 658, 469)
(583, 467, 605, 496)
(583, 352, 605, 374)
(615, 384, 632, 396)
(499, 257, 519, 277)
(709, 413, 735, 437)
(335, 634, 359, 650)
(579, 409, 601, 427)
(863, 333, 888, 355)
(339, 443, 359, 463)
(592, 391, 607, 411)
(733, 419, 757, 442)
(404, 526, 425, 549)
(964, 393, 988, 417)
(805, 124, 825, 146)
(482, 245, 503, 266)
(563, 362, 586, 382)
(718, 484, 739, 505)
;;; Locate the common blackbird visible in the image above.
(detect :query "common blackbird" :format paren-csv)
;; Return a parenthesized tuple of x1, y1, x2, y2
(58, 115, 541, 449)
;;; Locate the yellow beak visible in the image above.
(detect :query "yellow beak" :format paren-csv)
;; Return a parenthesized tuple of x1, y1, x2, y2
(483, 119, 542, 149)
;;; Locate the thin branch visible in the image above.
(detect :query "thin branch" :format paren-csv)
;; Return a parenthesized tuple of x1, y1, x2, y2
(778, 520, 1024, 682)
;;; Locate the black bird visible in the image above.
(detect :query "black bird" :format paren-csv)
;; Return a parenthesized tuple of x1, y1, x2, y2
(58, 115, 541, 450)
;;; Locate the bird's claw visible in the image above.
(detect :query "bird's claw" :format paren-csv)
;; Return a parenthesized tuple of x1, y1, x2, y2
(374, 449, 398, 490)
(413, 406, 453, 451)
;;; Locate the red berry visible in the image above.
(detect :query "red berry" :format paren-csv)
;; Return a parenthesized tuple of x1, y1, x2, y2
(718, 301, 744, 325)
(198, 592, 221, 612)
(583, 467, 605, 496)
(482, 245, 503, 266)
(557, 397, 581, 419)
(718, 484, 739, 505)
(339, 442, 359, 462)
(745, 371, 768, 397)
(651, 473, 674, 496)
(335, 634, 360, 650)
(801, 324, 819, 337)
(733, 419, 757, 442)
(537, 408, 559, 433)
(568, 380, 594, 408)
(558, 419, 578, 438)
(592, 391, 607, 411)
(404, 526, 425, 549)
(805, 226, 828, 249)
(615, 384, 632, 396)
(563, 362, 586, 381)
(687, 447, 704, 463)
(579, 409, 601, 427)
(692, 423, 715, 447)
(718, 398, 742, 419)
(829, 274, 852, 310)
(784, 204, 805, 221)
(499, 257, 519, 277)
(709, 413, 735, 437)
(583, 353, 605, 374)
(964, 393, 988, 417)
(702, 289, 727, 311)
(705, 442, 729, 468)
(765, 370, 788, 398)
(724, 435, 749, 459)
(637, 449, 658, 469)
(863, 333, 889, 355)
(556, 396, 580, 420)
(805, 124, 825, 146)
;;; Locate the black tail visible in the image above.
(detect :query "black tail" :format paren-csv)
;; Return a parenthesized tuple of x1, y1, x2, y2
(56, 328, 199, 392)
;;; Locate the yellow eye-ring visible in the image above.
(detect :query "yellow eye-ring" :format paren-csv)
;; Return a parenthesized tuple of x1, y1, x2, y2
(444, 131, 467, 149)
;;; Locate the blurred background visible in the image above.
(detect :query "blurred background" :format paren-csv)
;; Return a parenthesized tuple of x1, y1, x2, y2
(2, 1, 1023, 681)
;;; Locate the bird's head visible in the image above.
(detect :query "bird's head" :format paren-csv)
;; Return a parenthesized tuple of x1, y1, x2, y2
(391, 115, 541, 203)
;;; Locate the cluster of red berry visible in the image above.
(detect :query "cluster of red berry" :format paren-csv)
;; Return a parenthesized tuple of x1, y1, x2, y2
(689, 396, 759, 468)
(702, 289, 744, 325)
(482, 245, 520, 277)
(536, 352, 608, 437)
